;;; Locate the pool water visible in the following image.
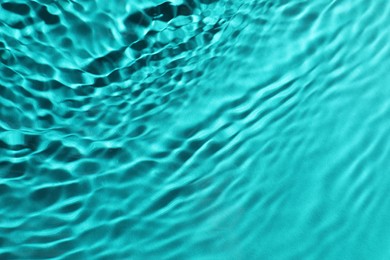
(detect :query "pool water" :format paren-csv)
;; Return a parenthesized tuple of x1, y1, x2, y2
(1, 0, 390, 259)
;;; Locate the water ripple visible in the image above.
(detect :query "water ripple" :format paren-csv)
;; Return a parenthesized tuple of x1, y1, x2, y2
(1, 0, 390, 259)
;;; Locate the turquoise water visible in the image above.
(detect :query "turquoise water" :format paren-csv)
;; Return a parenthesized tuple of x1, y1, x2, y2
(1, 0, 390, 259)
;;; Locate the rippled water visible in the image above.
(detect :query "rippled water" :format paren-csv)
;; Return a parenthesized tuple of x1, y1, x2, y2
(1, 0, 390, 259)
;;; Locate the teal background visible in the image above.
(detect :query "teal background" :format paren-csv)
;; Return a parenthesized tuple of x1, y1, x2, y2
(1, 0, 390, 259)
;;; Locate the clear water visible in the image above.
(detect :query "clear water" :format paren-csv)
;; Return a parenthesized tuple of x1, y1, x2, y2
(1, 0, 390, 259)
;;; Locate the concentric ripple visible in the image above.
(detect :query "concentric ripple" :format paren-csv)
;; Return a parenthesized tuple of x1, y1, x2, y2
(1, 0, 390, 259)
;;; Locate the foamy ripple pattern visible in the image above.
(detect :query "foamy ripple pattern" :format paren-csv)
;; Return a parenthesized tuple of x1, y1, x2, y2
(1, 0, 390, 259)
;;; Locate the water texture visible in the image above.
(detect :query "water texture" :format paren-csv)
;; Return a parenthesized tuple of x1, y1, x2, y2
(1, 0, 390, 259)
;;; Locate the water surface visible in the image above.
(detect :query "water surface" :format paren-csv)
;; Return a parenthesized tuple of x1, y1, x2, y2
(1, 0, 390, 259)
